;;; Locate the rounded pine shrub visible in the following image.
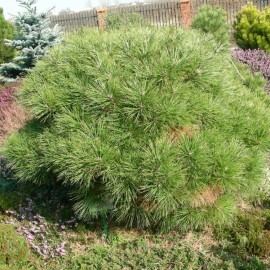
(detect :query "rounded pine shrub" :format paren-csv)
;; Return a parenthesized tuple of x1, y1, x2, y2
(234, 3, 270, 52)
(191, 5, 229, 46)
(2, 27, 270, 231)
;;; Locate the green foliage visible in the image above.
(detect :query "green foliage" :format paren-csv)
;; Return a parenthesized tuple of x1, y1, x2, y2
(105, 12, 144, 30)
(234, 3, 270, 52)
(3, 27, 270, 231)
(0, 8, 15, 64)
(0, 192, 21, 211)
(61, 241, 226, 269)
(0, 156, 17, 192)
(191, 5, 229, 46)
(0, 224, 30, 267)
(215, 209, 270, 258)
(0, 0, 61, 82)
(38, 232, 268, 270)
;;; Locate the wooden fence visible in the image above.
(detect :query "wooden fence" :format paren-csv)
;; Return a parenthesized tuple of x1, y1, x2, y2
(49, 0, 270, 32)
(50, 9, 98, 32)
(106, 2, 183, 28)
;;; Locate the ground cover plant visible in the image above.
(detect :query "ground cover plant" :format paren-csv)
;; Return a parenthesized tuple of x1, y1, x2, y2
(0, 223, 30, 268)
(232, 49, 270, 93)
(234, 3, 270, 52)
(233, 49, 270, 81)
(3, 25, 270, 234)
(0, 185, 270, 269)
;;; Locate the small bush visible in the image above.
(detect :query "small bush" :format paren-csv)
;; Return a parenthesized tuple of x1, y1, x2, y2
(105, 12, 144, 29)
(191, 5, 229, 45)
(234, 3, 270, 52)
(0, 224, 30, 267)
(0, 8, 15, 64)
(3, 27, 270, 232)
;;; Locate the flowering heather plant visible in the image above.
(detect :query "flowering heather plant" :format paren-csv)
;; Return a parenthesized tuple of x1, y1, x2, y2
(4, 197, 73, 258)
(232, 49, 270, 80)
(0, 86, 16, 106)
(0, 83, 29, 146)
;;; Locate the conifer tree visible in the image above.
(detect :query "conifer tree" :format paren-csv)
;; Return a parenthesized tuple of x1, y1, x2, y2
(0, 8, 15, 64)
(3, 27, 270, 231)
(0, 0, 61, 82)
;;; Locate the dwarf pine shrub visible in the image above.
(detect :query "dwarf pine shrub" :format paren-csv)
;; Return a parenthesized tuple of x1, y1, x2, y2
(2, 27, 270, 231)
(191, 5, 229, 46)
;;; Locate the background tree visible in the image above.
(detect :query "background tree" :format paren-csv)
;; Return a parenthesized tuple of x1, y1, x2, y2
(0, 0, 61, 83)
(0, 8, 15, 65)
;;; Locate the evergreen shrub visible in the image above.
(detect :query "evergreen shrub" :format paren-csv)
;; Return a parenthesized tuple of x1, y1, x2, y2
(105, 12, 144, 30)
(234, 3, 270, 52)
(0, 0, 61, 82)
(3, 27, 270, 231)
(0, 8, 15, 64)
(191, 5, 229, 46)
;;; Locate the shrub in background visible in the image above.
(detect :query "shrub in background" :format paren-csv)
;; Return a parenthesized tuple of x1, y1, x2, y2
(105, 12, 144, 30)
(0, 8, 15, 65)
(191, 5, 229, 46)
(234, 3, 270, 52)
(3, 27, 270, 232)
(0, 0, 61, 82)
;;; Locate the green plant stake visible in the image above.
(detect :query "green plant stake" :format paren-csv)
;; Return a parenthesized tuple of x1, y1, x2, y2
(101, 214, 109, 238)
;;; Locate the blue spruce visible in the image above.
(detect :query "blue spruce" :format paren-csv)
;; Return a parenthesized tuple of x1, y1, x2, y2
(0, 0, 61, 82)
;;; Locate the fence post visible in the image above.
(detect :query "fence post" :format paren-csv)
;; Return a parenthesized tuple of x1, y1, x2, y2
(180, 0, 191, 28)
(97, 8, 107, 29)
